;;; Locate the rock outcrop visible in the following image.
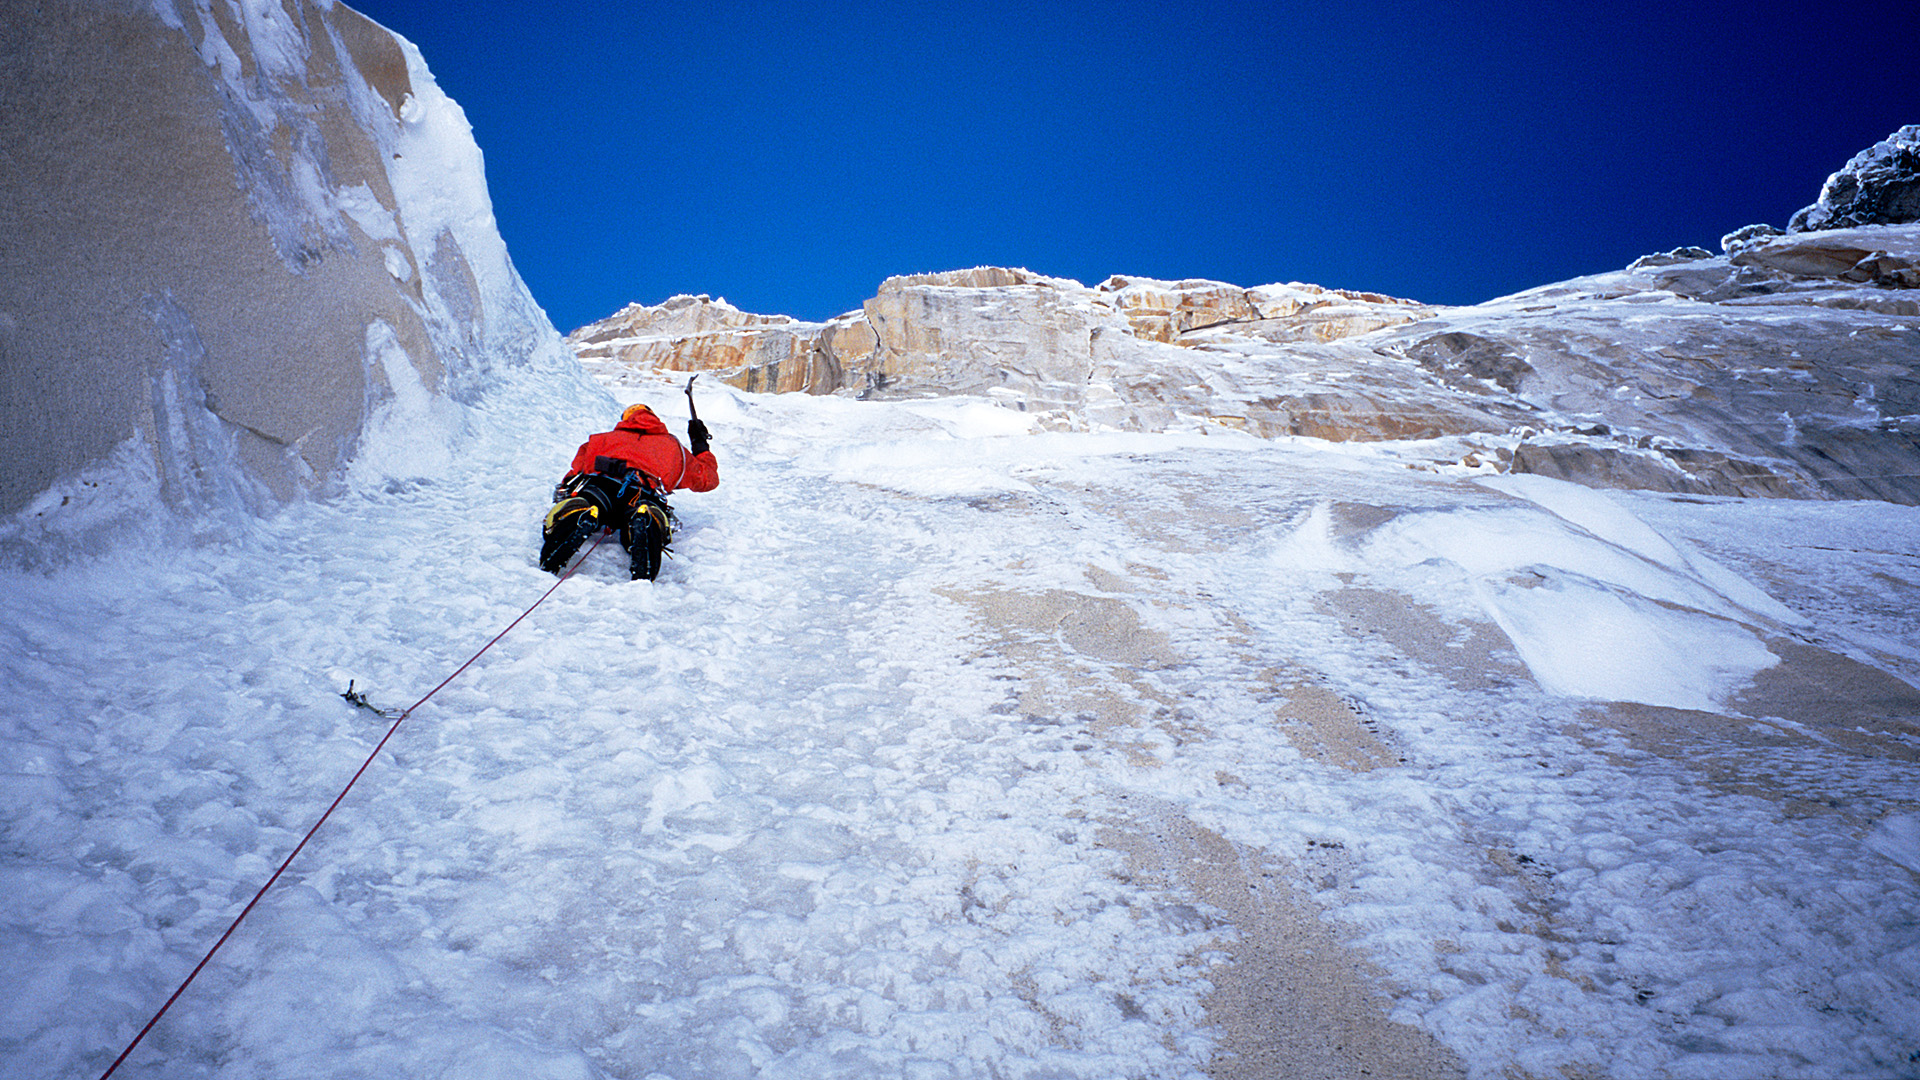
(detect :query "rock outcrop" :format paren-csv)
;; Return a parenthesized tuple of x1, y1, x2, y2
(1728, 224, 1920, 289)
(577, 239, 1920, 504)
(568, 294, 857, 394)
(570, 271, 1438, 410)
(574, 129, 1920, 507)
(1372, 243, 1920, 503)
(0, 0, 565, 530)
(1790, 125, 1920, 232)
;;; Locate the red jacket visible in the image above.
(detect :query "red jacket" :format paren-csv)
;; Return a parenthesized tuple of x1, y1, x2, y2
(567, 409, 718, 492)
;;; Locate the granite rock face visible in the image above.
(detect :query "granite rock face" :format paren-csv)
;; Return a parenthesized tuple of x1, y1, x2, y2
(0, 0, 561, 524)
(1729, 224, 1920, 289)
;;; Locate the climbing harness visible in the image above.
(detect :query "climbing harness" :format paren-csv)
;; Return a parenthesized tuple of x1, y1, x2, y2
(97, 533, 608, 1080)
(544, 458, 678, 579)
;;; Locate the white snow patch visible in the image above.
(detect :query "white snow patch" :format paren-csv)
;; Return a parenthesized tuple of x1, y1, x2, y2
(1270, 487, 1785, 710)
(1866, 813, 1920, 874)
(1472, 570, 1778, 709)
(1480, 474, 1807, 626)
(346, 319, 459, 486)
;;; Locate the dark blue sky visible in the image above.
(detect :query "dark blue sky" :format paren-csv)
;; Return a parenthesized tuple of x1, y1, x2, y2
(347, 0, 1916, 332)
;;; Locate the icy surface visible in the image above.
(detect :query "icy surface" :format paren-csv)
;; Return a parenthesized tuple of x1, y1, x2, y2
(3, 373, 1919, 1079)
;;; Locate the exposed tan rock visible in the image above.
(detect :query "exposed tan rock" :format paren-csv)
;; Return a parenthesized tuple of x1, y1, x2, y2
(573, 269, 1440, 416)
(1243, 283, 1439, 343)
(878, 266, 1068, 291)
(861, 272, 1100, 400)
(1097, 276, 1267, 342)
(573, 293, 802, 343)
(1096, 276, 1435, 345)
(567, 294, 850, 394)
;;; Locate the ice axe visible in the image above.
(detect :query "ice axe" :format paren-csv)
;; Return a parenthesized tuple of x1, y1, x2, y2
(683, 374, 710, 455)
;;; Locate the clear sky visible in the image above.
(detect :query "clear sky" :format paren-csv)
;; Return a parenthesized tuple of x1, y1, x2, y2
(346, 0, 1917, 332)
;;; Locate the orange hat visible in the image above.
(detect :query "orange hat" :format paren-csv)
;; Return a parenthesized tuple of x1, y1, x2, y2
(620, 403, 654, 424)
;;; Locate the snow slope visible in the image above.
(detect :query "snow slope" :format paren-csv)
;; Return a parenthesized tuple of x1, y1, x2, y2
(4, 368, 1918, 1078)
(11, 5, 1906, 1078)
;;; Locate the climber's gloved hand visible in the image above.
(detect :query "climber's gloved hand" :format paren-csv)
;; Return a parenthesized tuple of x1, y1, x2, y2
(687, 418, 710, 456)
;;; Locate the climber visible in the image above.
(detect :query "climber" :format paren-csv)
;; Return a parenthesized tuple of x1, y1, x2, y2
(540, 401, 718, 580)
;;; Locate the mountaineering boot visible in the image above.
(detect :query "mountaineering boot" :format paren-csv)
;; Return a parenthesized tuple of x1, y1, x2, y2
(540, 497, 600, 573)
(623, 502, 670, 581)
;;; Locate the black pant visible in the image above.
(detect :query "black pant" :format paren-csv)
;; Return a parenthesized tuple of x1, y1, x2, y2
(541, 472, 673, 580)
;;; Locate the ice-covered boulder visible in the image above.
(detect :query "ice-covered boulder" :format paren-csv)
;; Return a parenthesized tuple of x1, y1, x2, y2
(0, 0, 574, 536)
(1790, 124, 1920, 232)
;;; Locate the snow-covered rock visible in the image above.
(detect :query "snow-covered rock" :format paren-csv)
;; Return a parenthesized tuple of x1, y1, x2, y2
(0, 0, 585, 547)
(1627, 245, 1714, 269)
(1377, 236, 1920, 503)
(1719, 222, 1785, 255)
(1790, 124, 1920, 232)
(1729, 222, 1920, 287)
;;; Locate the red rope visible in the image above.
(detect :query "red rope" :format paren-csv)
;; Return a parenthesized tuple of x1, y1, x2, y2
(98, 534, 607, 1080)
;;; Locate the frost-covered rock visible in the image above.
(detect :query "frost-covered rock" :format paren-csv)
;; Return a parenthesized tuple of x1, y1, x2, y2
(1628, 245, 1715, 269)
(1378, 235, 1920, 503)
(1790, 124, 1920, 232)
(1730, 223, 1920, 288)
(0, 0, 579, 537)
(1720, 222, 1784, 255)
